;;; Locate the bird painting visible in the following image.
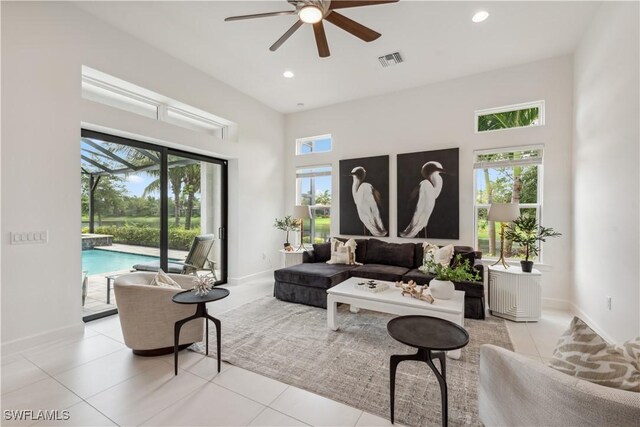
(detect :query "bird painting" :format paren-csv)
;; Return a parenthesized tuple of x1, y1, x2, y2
(400, 161, 446, 238)
(350, 166, 388, 236)
(339, 155, 389, 236)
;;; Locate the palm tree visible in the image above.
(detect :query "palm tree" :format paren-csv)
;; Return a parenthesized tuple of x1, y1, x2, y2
(143, 167, 185, 226)
(182, 164, 201, 230)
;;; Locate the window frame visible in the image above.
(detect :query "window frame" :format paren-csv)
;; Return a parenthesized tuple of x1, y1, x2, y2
(295, 165, 332, 244)
(81, 67, 232, 139)
(295, 134, 333, 156)
(472, 145, 545, 262)
(474, 101, 545, 134)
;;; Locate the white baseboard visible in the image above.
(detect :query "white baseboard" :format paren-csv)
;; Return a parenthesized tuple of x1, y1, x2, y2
(227, 268, 274, 286)
(1, 322, 85, 356)
(569, 302, 616, 344)
(542, 297, 572, 310)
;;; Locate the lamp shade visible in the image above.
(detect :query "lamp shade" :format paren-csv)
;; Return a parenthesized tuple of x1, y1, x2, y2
(293, 205, 311, 219)
(487, 203, 520, 222)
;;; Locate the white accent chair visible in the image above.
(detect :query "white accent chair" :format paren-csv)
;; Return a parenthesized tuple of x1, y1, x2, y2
(114, 272, 204, 356)
(479, 344, 640, 426)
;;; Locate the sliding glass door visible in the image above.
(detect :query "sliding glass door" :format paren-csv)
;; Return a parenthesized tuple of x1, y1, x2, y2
(165, 152, 226, 283)
(80, 130, 227, 321)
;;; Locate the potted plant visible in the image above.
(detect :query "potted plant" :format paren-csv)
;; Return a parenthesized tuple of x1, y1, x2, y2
(505, 214, 562, 272)
(419, 255, 480, 299)
(273, 215, 301, 250)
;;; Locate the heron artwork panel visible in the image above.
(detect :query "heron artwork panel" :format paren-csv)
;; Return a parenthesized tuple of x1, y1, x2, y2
(339, 155, 389, 237)
(397, 148, 459, 239)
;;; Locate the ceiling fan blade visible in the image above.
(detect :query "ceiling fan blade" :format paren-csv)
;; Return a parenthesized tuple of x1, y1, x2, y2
(329, 0, 399, 10)
(270, 20, 304, 52)
(324, 11, 381, 42)
(313, 21, 331, 58)
(225, 11, 296, 22)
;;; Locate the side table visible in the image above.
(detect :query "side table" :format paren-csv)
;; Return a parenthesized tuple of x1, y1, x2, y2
(172, 288, 230, 375)
(279, 249, 306, 268)
(488, 265, 542, 322)
(387, 315, 469, 427)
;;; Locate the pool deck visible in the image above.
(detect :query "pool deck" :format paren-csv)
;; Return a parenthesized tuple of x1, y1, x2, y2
(83, 244, 191, 318)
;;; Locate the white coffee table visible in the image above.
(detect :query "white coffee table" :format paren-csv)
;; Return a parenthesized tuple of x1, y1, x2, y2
(327, 277, 466, 359)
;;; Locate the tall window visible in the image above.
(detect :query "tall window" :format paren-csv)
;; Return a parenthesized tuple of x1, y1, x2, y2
(296, 166, 331, 243)
(474, 146, 543, 260)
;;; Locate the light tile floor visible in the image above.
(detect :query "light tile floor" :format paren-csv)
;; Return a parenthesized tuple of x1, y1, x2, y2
(2, 278, 573, 426)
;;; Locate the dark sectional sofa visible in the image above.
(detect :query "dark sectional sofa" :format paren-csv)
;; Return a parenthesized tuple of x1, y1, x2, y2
(274, 238, 486, 319)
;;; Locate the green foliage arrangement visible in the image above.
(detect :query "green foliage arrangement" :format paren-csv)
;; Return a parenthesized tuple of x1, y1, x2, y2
(505, 214, 562, 262)
(83, 225, 198, 251)
(273, 216, 301, 245)
(421, 254, 480, 282)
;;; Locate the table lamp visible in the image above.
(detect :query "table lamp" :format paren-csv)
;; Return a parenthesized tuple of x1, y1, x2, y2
(487, 203, 520, 269)
(293, 205, 311, 251)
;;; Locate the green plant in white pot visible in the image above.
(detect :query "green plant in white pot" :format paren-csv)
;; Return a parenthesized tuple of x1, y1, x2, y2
(273, 215, 301, 249)
(421, 255, 480, 299)
(505, 214, 561, 272)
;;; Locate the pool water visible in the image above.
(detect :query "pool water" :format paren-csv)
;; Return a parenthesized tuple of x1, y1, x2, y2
(82, 249, 161, 275)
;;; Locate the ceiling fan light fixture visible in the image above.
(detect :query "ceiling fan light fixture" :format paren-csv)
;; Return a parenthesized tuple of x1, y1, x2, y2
(299, 5, 323, 24)
(472, 11, 490, 23)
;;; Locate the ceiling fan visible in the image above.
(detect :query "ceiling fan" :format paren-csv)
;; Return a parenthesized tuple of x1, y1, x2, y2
(224, 0, 399, 58)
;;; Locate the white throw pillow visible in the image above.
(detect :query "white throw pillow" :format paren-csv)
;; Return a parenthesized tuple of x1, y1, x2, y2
(326, 238, 359, 265)
(149, 269, 182, 289)
(421, 243, 454, 273)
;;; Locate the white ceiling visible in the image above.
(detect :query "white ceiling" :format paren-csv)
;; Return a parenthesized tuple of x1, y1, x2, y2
(76, 1, 600, 114)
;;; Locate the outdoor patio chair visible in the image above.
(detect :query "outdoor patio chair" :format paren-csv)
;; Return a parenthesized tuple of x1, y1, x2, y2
(132, 234, 218, 280)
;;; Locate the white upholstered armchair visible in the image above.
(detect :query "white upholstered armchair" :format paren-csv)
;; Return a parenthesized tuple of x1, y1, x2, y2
(479, 344, 640, 426)
(114, 272, 204, 356)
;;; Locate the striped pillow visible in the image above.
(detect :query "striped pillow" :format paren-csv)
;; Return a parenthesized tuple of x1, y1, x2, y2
(548, 317, 640, 392)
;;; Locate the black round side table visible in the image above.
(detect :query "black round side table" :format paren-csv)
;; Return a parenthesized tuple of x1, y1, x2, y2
(387, 315, 469, 427)
(172, 287, 230, 375)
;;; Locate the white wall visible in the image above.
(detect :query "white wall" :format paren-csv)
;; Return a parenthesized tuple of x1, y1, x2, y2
(285, 56, 574, 307)
(573, 2, 640, 343)
(1, 2, 284, 350)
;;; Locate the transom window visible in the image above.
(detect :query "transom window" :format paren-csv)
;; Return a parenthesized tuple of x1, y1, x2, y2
(475, 101, 545, 133)
(474, 146, 544, 260)
(296, 166, 331, 244)
(296, 134, 332, 155)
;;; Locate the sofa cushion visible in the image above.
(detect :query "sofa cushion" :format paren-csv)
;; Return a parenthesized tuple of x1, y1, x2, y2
(336, 238, 368, 263)
(402, 268, 434, 286)
(274, 263, 355, 290)
(423, 243, 454, 271)
(549, 317, 640, 392)
(364, 239, 415, 268)
(452, 246, 475, 266)
(350, 264, 410, 282)
(327, 238, 358, 265)
(312, 242, 331, 263)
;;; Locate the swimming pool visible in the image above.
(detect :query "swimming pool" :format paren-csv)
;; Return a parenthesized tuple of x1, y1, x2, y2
(82, 249, 161, 275)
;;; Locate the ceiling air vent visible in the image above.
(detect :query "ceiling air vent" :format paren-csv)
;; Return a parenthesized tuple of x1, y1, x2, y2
(378, 52, 404, 68)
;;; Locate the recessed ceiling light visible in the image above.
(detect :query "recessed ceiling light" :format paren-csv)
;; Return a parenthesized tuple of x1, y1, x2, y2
(299, 5, 323, 24)
(283, 70, 295, 78)
(472, 11, 489, 23)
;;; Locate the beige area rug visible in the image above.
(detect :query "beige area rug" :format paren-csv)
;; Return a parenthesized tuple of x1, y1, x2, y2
(192, 297, 513, 427)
